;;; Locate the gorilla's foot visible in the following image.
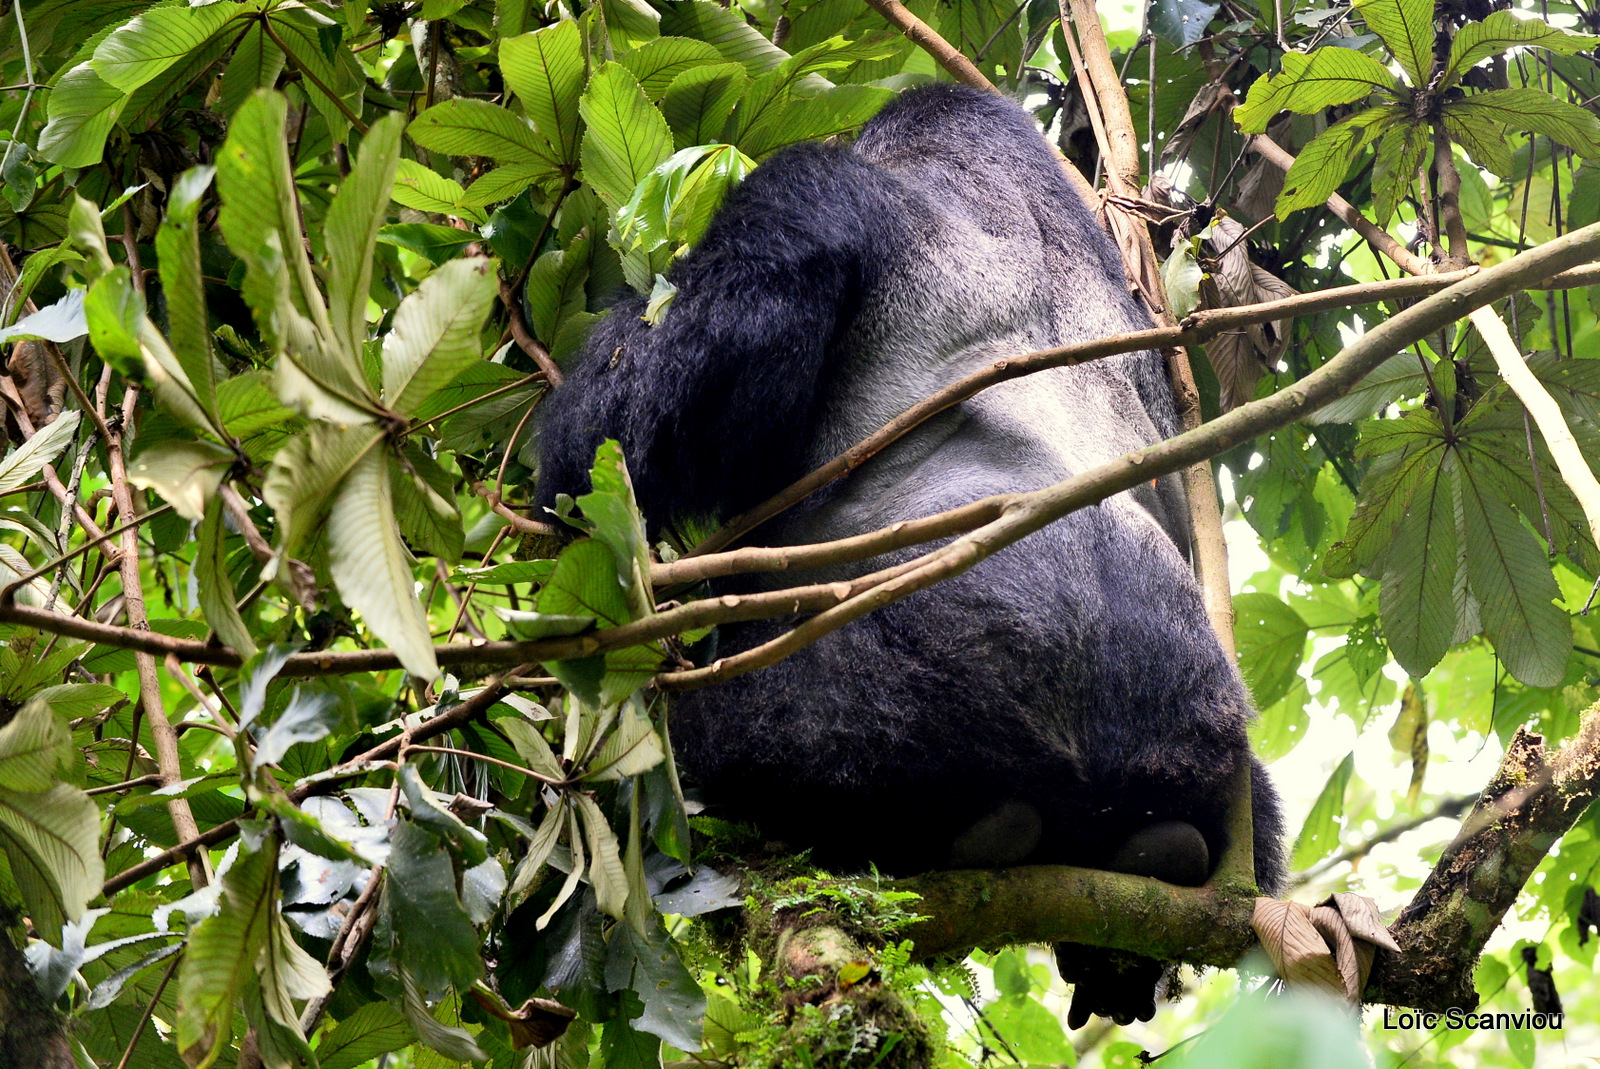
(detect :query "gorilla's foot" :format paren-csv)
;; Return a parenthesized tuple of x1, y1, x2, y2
(1054, 944, 1165, 1028)
(1108, 820, 1210, 887)
(946, 800, 1042, 867)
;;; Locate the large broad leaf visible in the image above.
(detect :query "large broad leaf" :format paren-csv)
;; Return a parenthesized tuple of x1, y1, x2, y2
(574, 793, 629, 920)
(605, 915, 705, 1052)
(37, 64, 127, 168)
(730, 36, 896, 150)
(619, 36, 727, 100)
(0, 782, 105, 945)
(392, 443, 465, 564)
(267, 9, 366, 144)
(392, 158, 486, 223)
(658, 0, 789, 74)
(0, 410, 81, 495)
(0, 289, 87, 345)
(1292, 752, 1356, 870)
(1446, 12, 1599, 85)
(127, 439, 233, 521)
(408, 97, 562, 168)
(176, 836, 278, 1066)
(216, 23, 285, 119)
(89, 1, 246, 93)
(156, 166, 222, 424)
(1378, 450, 1457, 680)
(1151, 0, 1221, 48)
(381, 256, 500, 416)
(1323, 412, 1450, 579)
(580, 63, 675, 208)
(1352, 0, 1435, 86)
(1370, 119, 1431, 226)
(662, 62, 749, 150)
(323, 112, 405, 371)
(325, 448, 440, 679)
(736, 85, 892, 160)
(197, 495, 257, 659)
(263, 421, 385, 562)
(1233, 49, 1396, 134)
(1446, 89, 1600, 158)
(0, 697, 72, 794)
(1305, 352, 1426, 425)
(375, 820, 483, 998)
(1233, 593, 1310, 708)
(499, 20, 587, 164)
(538, 539, 662, 704)
(317, 1001, 416, 1069)
(1442, 108, 1514, 177)
(216, 91, 339, 365)
(1458, 459, 1571, 687)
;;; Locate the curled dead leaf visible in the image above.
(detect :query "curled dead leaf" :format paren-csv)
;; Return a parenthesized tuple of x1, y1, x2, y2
(467, 986, 576, 1050)
(1250, 897, 1345, 999)
(1308, 903, 1362, 1002)
(1328, 891, 1402, 953)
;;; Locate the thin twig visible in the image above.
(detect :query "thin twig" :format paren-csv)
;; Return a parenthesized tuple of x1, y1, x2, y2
(408, 744, 563, 784)
(113, 953, 180, 1069)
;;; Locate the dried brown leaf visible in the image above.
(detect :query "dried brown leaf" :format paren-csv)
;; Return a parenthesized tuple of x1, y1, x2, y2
(1309, 903, 1361, 1002)
(1329, 891, 1403, 952)
(1251, 897, 1345, 998)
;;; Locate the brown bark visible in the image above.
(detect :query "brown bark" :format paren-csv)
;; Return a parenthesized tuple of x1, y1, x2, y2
(0, 907, 74, 1069)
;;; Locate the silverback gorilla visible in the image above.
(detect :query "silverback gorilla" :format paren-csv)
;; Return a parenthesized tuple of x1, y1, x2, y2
(536, 83, 1285, 1026)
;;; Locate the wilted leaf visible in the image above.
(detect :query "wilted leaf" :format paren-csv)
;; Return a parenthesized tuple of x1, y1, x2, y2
(1250, 897, 1345, 997)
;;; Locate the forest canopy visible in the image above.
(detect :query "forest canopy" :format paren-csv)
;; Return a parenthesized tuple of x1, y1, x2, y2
(1, 0, 1600, 1066)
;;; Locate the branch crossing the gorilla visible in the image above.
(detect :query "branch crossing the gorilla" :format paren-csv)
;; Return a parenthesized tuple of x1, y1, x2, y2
(8, 226, 1598, 681)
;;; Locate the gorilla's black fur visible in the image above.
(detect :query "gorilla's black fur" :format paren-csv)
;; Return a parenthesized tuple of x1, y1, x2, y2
(537, 84, 1285, 1026)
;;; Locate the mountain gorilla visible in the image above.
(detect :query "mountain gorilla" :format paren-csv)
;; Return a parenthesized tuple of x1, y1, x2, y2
(536, 83, 1285, 1026)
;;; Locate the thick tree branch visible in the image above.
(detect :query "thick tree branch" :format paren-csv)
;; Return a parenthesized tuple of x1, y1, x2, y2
(858, 0, 998, 92)
(899, 702, 1600, 1013)
(105, 384, 209, 889)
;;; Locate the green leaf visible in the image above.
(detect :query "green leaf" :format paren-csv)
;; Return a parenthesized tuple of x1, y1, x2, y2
(399, 765, 489, 866)
(89, 1, 245, 93)
(1233, 48, 1396, 134)
(268, 10, 365, 145)
(1446, 89, 1600, 158)
(1446, 12, 1599, 85)
(603, 0, 663, 50)
(391, 157, 486, 223)
(1162, 237, 1203, 320)
(197, 496, 257, 659)
(1274, 106, 1398, 218)
(326, 448, 439, 679)
(36, 64, 126, 169)
(1323, 412, 1448, 578)
(1458, 461, 1571, 687)
(736, 84, 892, 160)
(324, 112, 405, 371)
(1442, 108, 1514, 176)
(607, 915, 706, 1052)
(580, 62, 675, 208)
(0, 782, 104, 945)
(127, 439, 233, 521)
(316, 1001, 416, 1069)
(658, 0, 789, 74)
(1233, 593, 1310, 708)
(1378, 450, 1457, 679)
(982, 995, 1075, 1064)
(176, 835, 278, 1064)
(498, 717, 567, 782)
(578, 440, 652, 612)
(377, 820, 483, 996)
(1292, 751, 1355, 869)
(1151, 0, 1220, 48)
(217, 91, 335, 353)
(619, 36, 728, 100)
(1304, 353, 1426, 424)
(0, 410, 81, 496)
(377, 222, 480, 264)
(538, 539, 661, 704)
(1351, 0, 1435, 86)
(263, 421, 385, 563)
(0, 697, 72, 792)
(156, 165, 222, 424)
(523, 235, 592, 344)
(218, 371, 297, 439)
(381, 256, 500, 416)
(459, 164, 550, 209)
(216, 24, 285, 119)
(574, 793, 628, 919)
(499, 19, 587, 165)
(409, 97, 561, 168)
(1370, 119, 1431, 227)
(392, 442, 465, 564)
(662, 62, 749, 151)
